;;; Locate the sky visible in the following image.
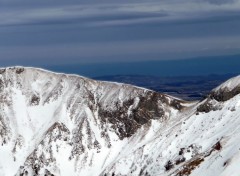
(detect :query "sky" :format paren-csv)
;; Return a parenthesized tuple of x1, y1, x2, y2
(0, 0, 240, 76)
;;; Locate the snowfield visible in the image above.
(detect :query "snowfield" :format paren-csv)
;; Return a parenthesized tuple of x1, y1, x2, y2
(0, 67, 240, 176)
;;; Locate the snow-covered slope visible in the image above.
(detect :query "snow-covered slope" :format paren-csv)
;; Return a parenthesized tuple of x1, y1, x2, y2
(214, 75, 240, 92)
(0, 67, 240, 176)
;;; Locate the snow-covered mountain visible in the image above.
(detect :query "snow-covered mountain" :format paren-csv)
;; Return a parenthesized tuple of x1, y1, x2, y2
(0, 67, 240, 176)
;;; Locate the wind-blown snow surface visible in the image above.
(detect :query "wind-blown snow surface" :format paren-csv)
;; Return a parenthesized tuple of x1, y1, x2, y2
(0, 67, 240, 176)
(214, 75, 240, 92)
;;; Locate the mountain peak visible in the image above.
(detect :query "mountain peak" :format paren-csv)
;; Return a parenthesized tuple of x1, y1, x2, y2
(0, 67, 240, 176)
(209, 75, 240, 102)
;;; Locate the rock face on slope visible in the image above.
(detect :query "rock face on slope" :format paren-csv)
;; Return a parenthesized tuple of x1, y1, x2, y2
(197, 75, 240, 113)
(0, 67, 240, 176)
(210, 75, 240, 102)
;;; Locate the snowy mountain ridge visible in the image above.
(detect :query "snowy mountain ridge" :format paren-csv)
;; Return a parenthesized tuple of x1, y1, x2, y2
(0, 67, 240, 176)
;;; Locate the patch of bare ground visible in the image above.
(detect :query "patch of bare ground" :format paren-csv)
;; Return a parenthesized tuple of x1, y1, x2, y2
(175, 157, 204, 176)
(174, 141, 222, 176)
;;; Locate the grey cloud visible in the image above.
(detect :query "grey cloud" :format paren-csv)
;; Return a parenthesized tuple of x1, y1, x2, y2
(0, 0, 240, 67)
(1, 36, 240, 65)
(0, 4, 164, 26)
(1, 1, 240, 27)
(200, 0, 237, 5)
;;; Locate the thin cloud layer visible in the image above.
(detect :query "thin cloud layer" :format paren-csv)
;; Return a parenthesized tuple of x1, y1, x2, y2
(201, 0, 237, 5)
(0, 0, 239, 66)
(1, 0, 240, 26)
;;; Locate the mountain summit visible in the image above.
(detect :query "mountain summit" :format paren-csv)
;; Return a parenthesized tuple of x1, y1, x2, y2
(0, 67, 240, 176)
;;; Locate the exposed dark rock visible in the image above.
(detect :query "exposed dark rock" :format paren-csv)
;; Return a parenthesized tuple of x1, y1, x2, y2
(179, 148, 185, 155)
(196, 98, 222, 113)
(44, 169, 55, 176)
(165, 160, 174, 171)
(0, 68, 6, 74)
(0, 79, 4, 92)
(197, 84, 240, 113)
(30, 95, 40, 106)
(169, 99, 184, 110)
(33, 164, 40, 175)
(16, 68, 25, 74)
(175, 140, 222, 175)
(0, 116, 9, 145)
(19, 122, 70, 175)
(197, 99, 214, 113)
(47, 122, 69, 135)
(223, 160, 229, 167)
(213, 141, 222, 151)
(176, 158, 204, 176)
(210, 86, 240, 102)
(175, 157, 186, 165)
(99, 92, 184, 139)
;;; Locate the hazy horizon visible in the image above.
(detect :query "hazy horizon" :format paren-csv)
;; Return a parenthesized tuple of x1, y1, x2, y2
(40, 54, 240, 78)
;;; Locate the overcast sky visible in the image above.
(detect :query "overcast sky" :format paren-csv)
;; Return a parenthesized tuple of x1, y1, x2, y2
(0, 0, 240, 67)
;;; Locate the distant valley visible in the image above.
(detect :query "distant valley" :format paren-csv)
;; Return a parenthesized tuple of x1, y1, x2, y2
(95, 74, 237, 100)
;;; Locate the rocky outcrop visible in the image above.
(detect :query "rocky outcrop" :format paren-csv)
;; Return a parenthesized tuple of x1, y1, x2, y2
(210, 86, 240, 102)
(99, 92, 183, 139)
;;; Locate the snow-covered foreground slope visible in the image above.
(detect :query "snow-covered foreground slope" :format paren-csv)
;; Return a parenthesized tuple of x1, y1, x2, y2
(0, 67, 240, 176)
